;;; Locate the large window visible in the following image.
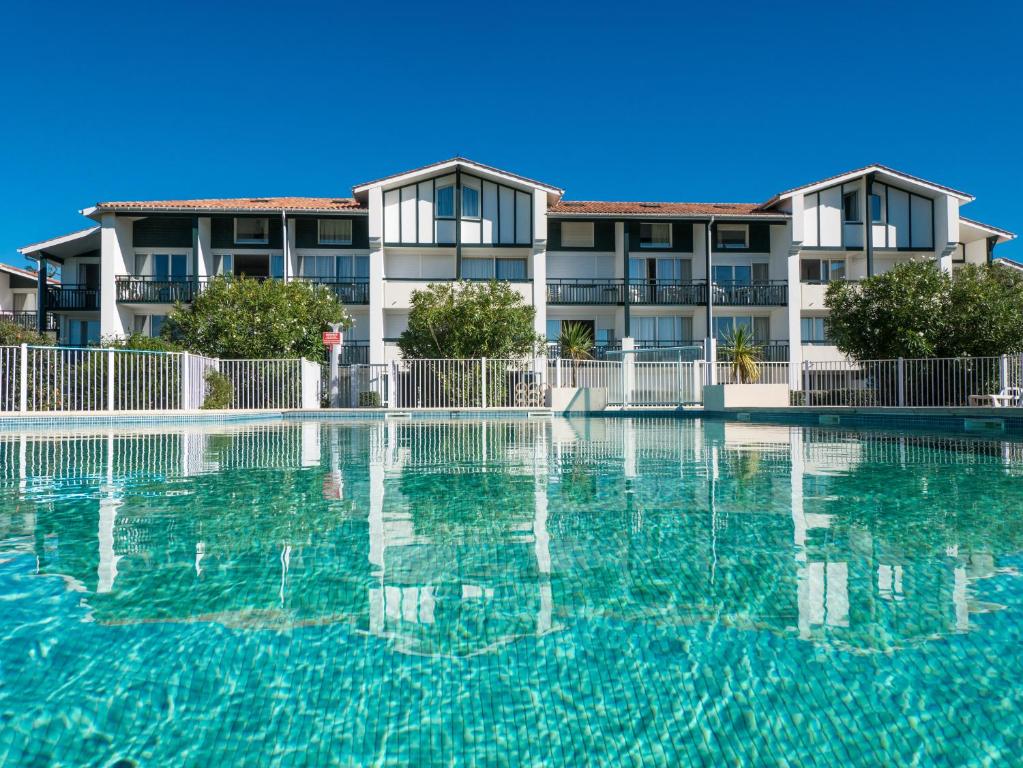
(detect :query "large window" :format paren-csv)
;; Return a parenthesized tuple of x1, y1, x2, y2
(716, 225, 748, 249)
(713, 263, 768, 284)
(714, 315, 769, 342)
(801, 316, 829, 344)
(303, 255, 334, 278)
(435, 185, 455, 218)
(560, 221, 595, 248)
(461, 185, 480, 219)
(842, 192, 859, 223)
(461, 257, 527, 281)
(235, 218, 269, 244)
(318, 219, 353, 245)
(639, 222, 671, 248)
(800, 258, 845, 283)
(137, 253, 188, 280)
(634, 316, 693, 344)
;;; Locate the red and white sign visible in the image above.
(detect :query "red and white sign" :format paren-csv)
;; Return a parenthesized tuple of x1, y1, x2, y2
(322, 332, 342, 345)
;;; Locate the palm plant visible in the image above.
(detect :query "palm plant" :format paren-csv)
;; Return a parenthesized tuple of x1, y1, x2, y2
(720, 325, 762, 384)
(558, 322, 594, 387)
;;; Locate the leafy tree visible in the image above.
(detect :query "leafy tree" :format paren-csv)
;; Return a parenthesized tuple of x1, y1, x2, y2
(162, 276, 349, 361)
(825, 261, 1023, 360)
(398, 280, 544, 359)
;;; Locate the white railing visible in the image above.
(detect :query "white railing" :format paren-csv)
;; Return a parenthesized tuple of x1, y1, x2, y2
(799, 355, 1020, 407)
(389, 358, 546, 409)
(335, 364, 389, 408)
(0, 345, 317, 413)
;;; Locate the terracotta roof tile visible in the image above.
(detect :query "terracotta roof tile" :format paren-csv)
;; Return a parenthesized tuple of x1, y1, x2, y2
(548, 201, 783, 217)
(0, 262, 59, 283)
(96, 197, 366, 213)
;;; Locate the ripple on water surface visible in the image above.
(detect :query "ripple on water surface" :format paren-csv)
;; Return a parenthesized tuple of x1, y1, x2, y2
(1, 418, 1022, 766)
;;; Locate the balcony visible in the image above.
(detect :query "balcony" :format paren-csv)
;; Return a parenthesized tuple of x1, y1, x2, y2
(337, 342, 370, 365)
(116, 277, 200, 304)
(304, 279, 369, 305)
(47, 285, 100, 312)
(0, 311, 57, 332)
(547, 279, 708, 305)
(712, 280, 787, 306)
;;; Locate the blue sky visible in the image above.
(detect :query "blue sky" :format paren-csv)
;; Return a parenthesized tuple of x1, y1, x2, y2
(3, 0, 1021, 266)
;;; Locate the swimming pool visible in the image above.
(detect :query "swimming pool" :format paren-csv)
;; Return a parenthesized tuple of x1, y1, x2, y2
(1, 417, 1022, 766)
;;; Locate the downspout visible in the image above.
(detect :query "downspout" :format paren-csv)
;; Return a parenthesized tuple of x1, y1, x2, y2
(281, 208, 289, 281)
(191, 216, 200, 293)
(864, 172, 875, 277)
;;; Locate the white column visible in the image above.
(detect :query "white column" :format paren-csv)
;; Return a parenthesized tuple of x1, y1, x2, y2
(196, 217, 213, 279)
(532, 189, 548, 343)
(285, 216, 299, 280)
(368, 187, 386, 365)
(787, 245, 803, 389)
(100, 213, 132, 339)
(935, 195, 958, 274)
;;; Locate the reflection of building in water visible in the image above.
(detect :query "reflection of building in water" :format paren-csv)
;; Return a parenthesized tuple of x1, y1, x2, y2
(365, 420, 554, 655)
(1, 419, 1021, 654)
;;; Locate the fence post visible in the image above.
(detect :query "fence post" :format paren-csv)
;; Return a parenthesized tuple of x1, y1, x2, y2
(802, 360, 810, 395)
(897, 357, 905, 407)
(388, 360, 398, 409)
(18, 344, 27, 412)
(999, 354, 1009, 392)
(180, 353, 190, 410)
(106, 348, 116, 411)
(555, 357, 562, 389)
(480, 357, 487, 409)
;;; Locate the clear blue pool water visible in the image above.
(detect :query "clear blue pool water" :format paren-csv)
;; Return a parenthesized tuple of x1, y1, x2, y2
(2, 417, 1023, 766)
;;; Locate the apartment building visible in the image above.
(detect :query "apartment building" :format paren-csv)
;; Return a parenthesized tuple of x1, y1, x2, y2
(18, 158, 1014, 372)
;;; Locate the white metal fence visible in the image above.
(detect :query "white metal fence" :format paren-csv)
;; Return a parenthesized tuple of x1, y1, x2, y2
(388, 358, 547, 409)
(0, 345, 316, 413)
(797, 355, 1022, 407)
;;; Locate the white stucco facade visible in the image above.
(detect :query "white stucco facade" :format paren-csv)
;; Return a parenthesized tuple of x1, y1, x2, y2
(15, 160, 1015, 368)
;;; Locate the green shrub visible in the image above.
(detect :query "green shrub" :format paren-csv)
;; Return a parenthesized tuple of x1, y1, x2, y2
(102, 332, 181, 352)
(0, 320, 53, 346)
(202, 370, 233, 409)
(359, 390, 382, 408)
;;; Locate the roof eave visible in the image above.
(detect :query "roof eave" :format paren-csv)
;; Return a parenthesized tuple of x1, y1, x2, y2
(352, 157, 564, 197)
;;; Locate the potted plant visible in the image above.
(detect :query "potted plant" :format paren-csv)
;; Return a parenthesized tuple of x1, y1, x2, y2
(549, 322, 607, 412)
(703, 326, 789, 410)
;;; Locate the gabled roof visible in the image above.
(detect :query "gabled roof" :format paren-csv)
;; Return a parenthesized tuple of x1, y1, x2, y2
(352, 157, 564, 196)
(960, 216, 1015, 240)
(548, 201, 785, 219)
(85, 197, 366, 216)
(760, 164, 975, 208)
(19, 226, 101, 256)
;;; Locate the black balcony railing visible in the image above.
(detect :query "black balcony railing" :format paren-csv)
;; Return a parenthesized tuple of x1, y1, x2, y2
(0, 311, 57, 332)
(47, 285, 100, 311)
(337, 342, 370, 365)
(306, 279, 369, 305)
(711, 280, 787, 306)
(546, 341, 622, 360)
(116, 277, 199, 304)
(547, 279, 624, 304)
(547, 279, 708, 305)
(717, 341, 790, 362)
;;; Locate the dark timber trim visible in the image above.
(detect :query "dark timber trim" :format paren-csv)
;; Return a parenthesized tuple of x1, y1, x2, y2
(622, 223, 630, 337)
(864, 172, 875, 277)
(36, 255, 48, 334)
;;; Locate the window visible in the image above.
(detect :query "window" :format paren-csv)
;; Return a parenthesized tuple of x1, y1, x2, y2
(495, 259, 527, 280)
(714, 315, 769, 342)
(216, 254, 234, 275)
(436, 185, 455, 218)
(640, 222, 671, 248)
(713, 264, 752, 285)
(150, 315, 166, 338)
(800, 258, 845, 283)
(870, 193, 883, 223)
(561, 221, 595, 248)
(842, 192, 859, 223)
(801, 316, 828, 344)
(318, 219, 353, 245)
(462, 185, 480, 218)
(460, 258, 527, 281)
(150, 254, 188, 280)
(270, 255, 284, 280)
(304, 255, 334, 279)
(716, 225, 748, 249)
(334, 254, 370, 280)
(634, 316, 692, 343)
(235, 218, 269, 244)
